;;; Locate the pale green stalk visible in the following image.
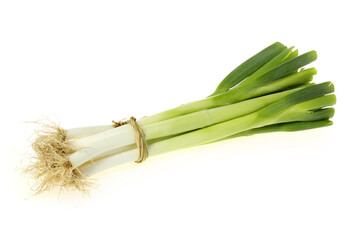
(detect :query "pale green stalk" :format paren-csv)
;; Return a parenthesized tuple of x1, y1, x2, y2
(219, 120, 333, 141)
(79, 82, 335, 176)
(148, 82, 335, 156)
(70, 87, 305, 167)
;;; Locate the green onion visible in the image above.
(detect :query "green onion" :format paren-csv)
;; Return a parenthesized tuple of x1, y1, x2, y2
(218, 120, 333, 140)
(69, 87, 306, 167)
(150, 82, 334, 154)
(142, 51, 317, 125)
(26, 43, 336, 194)
(79, 82, 335, 176)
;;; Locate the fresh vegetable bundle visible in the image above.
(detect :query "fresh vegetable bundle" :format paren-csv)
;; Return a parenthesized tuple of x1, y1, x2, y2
(26, 42, 336, 194)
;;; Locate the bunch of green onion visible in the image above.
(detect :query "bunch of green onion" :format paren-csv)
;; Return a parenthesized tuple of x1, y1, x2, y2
(27, 42, 336, 194)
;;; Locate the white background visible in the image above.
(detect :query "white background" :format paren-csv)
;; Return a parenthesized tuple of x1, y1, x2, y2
(0, 0, 359, 239)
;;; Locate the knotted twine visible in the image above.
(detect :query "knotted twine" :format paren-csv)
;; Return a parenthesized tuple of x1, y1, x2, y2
(112, 117, 148, 163)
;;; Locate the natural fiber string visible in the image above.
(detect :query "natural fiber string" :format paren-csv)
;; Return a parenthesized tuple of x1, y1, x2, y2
(112, 117, 148, 163)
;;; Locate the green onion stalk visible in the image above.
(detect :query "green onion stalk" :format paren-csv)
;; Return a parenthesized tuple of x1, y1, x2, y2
(79, 82, 335, 176)
(25, 42, 335, 194)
